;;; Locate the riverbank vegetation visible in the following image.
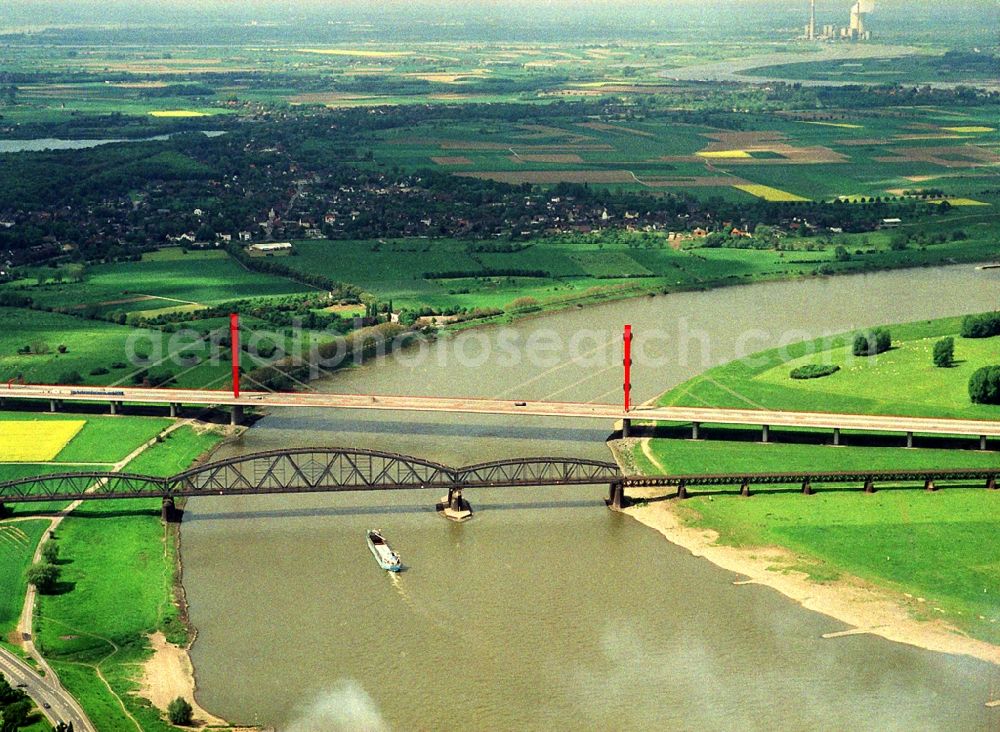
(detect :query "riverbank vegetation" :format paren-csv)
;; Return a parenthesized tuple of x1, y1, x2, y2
(634, 312, 1000, 643)
(655, 313, 1000, 420)
(0, 411, 228, 731)
(29, 425, 223, 732)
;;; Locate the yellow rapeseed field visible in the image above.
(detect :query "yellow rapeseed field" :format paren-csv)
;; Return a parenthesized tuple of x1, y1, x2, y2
(696, 149, 752, 158)
(733, 184, 809, 202)
(0, 420, 85, 462)
(149, 110, 210, 118)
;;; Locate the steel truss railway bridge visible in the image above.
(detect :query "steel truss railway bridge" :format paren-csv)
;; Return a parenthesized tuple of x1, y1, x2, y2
(0, 448, 996, 520)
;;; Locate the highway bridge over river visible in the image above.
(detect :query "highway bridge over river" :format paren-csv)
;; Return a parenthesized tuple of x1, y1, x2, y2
(0, 448, 996, 519)
(3, 383, 1000, 449)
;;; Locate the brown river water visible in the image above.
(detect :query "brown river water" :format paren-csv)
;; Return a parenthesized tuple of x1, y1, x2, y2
(181, 265, 1000, 730)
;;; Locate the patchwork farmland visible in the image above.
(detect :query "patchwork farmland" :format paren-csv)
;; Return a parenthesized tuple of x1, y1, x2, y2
(372, 106, 1000, 204)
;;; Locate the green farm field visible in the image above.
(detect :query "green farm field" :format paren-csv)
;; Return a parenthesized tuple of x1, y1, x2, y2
(371, 106, 1000, 203)
(11, 249, 312, 316)
(0, 307, 238, 388)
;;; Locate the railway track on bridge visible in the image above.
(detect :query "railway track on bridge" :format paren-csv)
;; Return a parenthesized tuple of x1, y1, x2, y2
(0, 448, 996, 511)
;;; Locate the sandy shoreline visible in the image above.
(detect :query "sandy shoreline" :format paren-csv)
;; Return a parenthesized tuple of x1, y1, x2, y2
(137, 631, 231, 727)
(622, 486, 1000, 672)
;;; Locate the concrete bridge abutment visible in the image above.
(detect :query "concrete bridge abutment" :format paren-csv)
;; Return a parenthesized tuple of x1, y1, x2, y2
(161, 497, 181, 523)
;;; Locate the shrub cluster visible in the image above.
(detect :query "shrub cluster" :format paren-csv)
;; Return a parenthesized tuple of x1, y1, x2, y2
(932, 337, 955, 368)
(960, 312, 1000, 339)
(789, 364, 841, 380)
(969, 365, 1000, 404)
(852, 328, 891, 357)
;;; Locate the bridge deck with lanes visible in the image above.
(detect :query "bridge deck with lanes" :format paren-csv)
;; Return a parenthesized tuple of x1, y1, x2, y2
(3, 384, 1000, 441)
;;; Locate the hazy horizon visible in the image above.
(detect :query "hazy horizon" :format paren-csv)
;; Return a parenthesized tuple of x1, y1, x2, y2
(2, 0, 998, 45)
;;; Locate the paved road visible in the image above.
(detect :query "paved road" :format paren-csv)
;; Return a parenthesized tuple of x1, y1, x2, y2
(4, 384, 1000, 439)
(0, 650, 95, 732)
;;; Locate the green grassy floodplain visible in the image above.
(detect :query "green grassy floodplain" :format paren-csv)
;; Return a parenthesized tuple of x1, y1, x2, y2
(657, 312, 1000, 420)
(283, 225, 1000, 316)
(0, 519, 50, 637)
(0, 421, 224, 732)
(634, 312, 1000, 644)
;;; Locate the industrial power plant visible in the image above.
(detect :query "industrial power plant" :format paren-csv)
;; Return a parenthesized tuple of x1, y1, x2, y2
(804, 0, 873, 41)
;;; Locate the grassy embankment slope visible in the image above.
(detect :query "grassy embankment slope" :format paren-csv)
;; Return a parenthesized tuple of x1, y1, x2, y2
(0, 412, 224, 731)
(633, 313, 1000, 643)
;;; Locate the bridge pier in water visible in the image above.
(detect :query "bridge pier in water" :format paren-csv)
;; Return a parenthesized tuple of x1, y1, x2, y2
(607, 482, 626, 510)
(436, 487, 473, 522)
